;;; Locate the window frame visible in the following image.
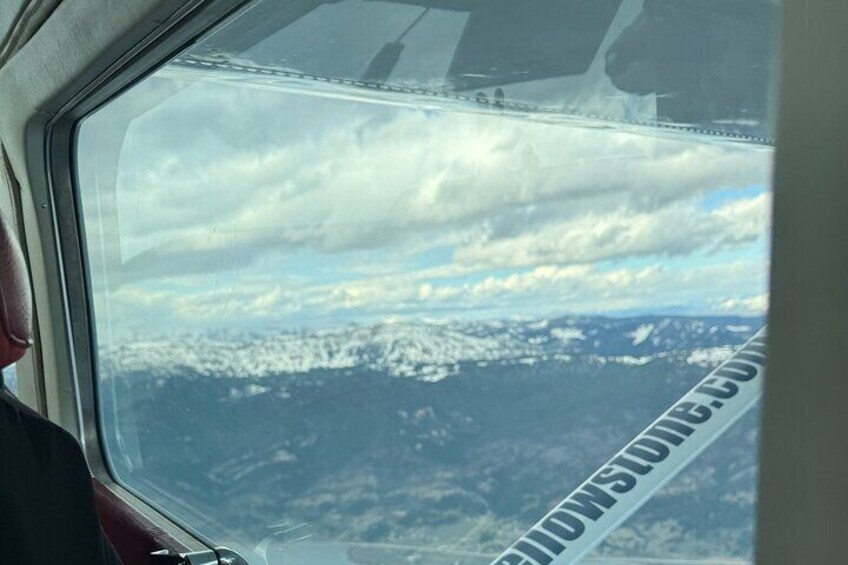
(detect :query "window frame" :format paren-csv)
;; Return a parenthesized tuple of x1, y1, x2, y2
(29, 2, 848, 563)
(23, 0, 258, 551)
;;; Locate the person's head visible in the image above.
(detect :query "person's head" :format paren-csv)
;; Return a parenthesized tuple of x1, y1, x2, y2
(0, 211, 32, 374)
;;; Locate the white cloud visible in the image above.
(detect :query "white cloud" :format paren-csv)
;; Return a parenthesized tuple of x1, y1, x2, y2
(104, 258, 768, 334)
(455, 193, 770, 269)
(714, 293, 769, 314)
(80, 79, 772, 284)
(76, 76, 773, 332)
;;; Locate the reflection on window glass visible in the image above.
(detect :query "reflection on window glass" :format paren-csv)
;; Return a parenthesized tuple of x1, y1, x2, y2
(75, 1, 778, 563)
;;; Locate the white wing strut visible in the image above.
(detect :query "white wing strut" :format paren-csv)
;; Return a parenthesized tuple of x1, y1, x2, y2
(492, 327, 767, 565)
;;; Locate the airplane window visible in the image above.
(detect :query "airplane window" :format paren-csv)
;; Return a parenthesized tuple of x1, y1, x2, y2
(1, 363, 17, 396)
(74, 1, 779, 563)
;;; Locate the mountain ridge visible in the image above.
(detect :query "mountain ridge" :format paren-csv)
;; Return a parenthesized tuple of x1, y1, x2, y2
(106, 314, 762, 381)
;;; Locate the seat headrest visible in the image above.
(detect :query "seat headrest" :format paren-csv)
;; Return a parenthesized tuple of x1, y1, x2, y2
(0, 211, 32, 369)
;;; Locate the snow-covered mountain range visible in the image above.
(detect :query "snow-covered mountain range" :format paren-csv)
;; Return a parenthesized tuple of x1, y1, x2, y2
(106, 315, 761, 381)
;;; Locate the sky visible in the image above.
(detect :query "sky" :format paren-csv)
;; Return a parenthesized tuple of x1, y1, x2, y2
(74, 0, 775, 336)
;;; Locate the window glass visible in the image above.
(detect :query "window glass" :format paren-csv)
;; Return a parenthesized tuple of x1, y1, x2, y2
(2, 363, 17, 396)
(75, 1, 779, 563)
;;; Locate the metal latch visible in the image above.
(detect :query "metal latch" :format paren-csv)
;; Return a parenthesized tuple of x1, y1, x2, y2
(151, 547, 249, 565)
